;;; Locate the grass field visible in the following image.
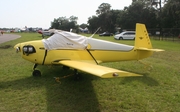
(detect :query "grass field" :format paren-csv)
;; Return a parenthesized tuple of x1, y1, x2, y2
(0, 32, 180, 112)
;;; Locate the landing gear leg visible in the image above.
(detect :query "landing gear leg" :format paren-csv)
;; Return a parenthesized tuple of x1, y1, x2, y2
(74, 69, 81, 80)
(32, 64, 41, 77)
(33, 64, 38, 70)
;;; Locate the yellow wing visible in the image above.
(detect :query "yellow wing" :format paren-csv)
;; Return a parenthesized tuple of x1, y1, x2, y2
(58, 60, 142, 78)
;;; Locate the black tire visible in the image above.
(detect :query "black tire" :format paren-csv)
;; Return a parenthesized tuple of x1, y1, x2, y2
(119, 37, 123, 40)
(74, 73, 82, 81)
(32, 70, 41, 77)
(73, 70, 82, 80)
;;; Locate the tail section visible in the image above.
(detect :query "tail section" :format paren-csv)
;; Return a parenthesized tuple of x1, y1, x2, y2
(134, 23, 164, 60)
(135, 23, 152, 49)
(135, 23, 164, 52)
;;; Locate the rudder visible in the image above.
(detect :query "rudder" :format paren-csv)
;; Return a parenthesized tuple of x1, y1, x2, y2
(134, 23, 152, 49)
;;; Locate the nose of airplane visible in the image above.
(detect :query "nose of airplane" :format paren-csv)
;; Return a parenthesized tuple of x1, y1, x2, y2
(14, 43, 21, 53)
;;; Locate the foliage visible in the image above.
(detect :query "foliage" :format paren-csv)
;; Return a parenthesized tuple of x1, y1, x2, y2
(88, 1, 159, 32)
(88, 16, 100, 33)
(79, 23, 88, 29)
(49, 0, 180, 35)
(162, 0, 180, 28)
(117, 1, 157, 29)
(50, 16, 78, 31)
(87, 0, 179, 34)
(96, 3, 111, 15)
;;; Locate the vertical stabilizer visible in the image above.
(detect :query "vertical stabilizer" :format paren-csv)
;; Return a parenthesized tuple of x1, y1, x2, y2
(135, 23, 152, 49)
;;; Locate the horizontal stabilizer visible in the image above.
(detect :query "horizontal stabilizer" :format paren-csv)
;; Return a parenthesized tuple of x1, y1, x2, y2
(137, 47, 164, 52)
(59, 60, 142, 78)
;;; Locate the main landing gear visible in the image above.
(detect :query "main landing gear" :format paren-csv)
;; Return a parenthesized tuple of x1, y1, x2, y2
(32, 64, 41, 77)
(73, 69, 82, 80)
(31, 64, 81, 80)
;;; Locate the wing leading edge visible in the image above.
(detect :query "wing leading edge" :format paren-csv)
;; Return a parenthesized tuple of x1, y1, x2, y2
(59, 60, 142, 78)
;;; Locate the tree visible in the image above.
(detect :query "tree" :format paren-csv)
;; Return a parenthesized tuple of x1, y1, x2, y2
(88, 3, 119, 33)
(80, 23, 88, 29)
(97, 10, 120, 33)
(69, 16, 78, 25)
(51, 18, 59, 29)
(86, 1, 180, 35)
(161, 0, 180, 28)
(96, 3, 111, 15)
(116, 1, 157, 29)
(50, 16, 78, 31)
(87, 16, 99, 33)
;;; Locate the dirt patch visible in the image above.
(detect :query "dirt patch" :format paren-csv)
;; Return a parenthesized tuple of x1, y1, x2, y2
(0, 45, 12, 49)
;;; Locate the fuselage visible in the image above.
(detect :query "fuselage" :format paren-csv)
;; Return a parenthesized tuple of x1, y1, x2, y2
(15, 37, 153, 65)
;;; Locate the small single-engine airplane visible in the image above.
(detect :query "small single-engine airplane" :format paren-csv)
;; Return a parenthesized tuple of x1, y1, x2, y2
(14, 23, 164, 78)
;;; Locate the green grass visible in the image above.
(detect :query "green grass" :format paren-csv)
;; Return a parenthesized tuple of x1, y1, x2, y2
(0, 33, 180, 112)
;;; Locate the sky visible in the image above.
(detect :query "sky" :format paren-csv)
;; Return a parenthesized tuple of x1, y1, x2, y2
(0, 0, 132, 29)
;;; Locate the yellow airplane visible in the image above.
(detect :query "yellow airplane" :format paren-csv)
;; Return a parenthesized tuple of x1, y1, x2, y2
(14, 23, 163, 78)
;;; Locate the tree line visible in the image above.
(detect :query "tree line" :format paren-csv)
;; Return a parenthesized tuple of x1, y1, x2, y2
(50, 0, 180, 35)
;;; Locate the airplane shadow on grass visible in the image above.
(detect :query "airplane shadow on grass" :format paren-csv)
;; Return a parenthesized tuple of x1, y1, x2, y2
(0, 66, 159, 111)
(119, 69, 159, 86)
(0, 66, 101, 112)
(120, 74, 159, 86)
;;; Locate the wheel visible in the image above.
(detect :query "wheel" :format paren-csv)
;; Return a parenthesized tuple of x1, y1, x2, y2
(74, 73, 82, 81)
(73, 69, 82, 80)
(119, 37, 123, 40)
(32, 70, 41, 77)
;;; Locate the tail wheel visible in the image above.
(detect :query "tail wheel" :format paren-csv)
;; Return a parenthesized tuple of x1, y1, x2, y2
(74, 69, 82, 80)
